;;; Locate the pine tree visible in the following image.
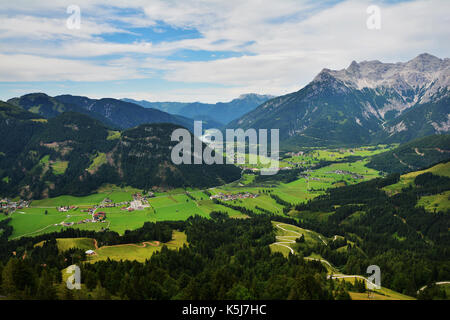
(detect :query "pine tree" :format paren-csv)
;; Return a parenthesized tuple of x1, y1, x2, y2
(92, 282, 111, 300)
(36, 269, 57, 300)
(1, 258, 18, 296)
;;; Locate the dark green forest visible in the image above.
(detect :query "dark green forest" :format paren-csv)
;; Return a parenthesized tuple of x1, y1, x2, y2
(0, 164, 448, 300)
(367, 134, 450, 174)
(0, 103, 241, 199)
(291, 169, 450, 297)
(0, 214, 358, 300)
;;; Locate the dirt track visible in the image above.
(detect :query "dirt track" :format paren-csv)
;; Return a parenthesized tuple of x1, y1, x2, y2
(92, 239, 160, 252)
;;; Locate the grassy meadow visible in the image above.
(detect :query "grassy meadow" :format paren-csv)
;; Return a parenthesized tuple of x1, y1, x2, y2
(3, 145, 390, 240)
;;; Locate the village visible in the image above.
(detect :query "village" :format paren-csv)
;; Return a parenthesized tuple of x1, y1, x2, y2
(57, 192, 155, 227)
(120, 192, 152, 212)
(209, 192, 259, 201)
(0, 198, 31, 213)
(327, 169, 365, 180)
(59, 210, 107, 227)
(242, 166, 293, 173)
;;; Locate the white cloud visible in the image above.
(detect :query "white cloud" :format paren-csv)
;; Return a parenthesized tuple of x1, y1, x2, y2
(141, 0, 450, 95)
(0, 15, 132, 41)
(0, 54, 143, 82)
(0, 0, 448, 101)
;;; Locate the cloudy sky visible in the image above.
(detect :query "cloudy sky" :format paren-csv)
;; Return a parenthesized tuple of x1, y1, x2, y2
(0, 0, 448, 103)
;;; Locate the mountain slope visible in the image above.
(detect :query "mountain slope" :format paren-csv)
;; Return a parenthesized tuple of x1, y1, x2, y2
(7, 93, 203, 131)
(366, 134, 450, 174)
(124, 93, 274, 125)
(121, 99, 190, 115)
(0, 101, 46, 180)
(0, 105, 241, 199)
(116, 124, 241, 189)
(381, 95, 450, 143)
(229, 54, 449, 147)
(7, 93, 117, 128)
(54, 95, 200, 131)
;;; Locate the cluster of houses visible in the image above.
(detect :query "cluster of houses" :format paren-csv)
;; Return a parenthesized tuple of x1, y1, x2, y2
(285, 160, 309, 167)
(286, 151, 305, 157)
(302, 175, 321, 181)
(57, 200, 110, 227)
(97, 198, 129, 209)
(121, 193, 152, 211)
(0, 198, 30, 211)
(243, 166, 293, 173)
(93, 212, 107, 221)
(57, 206, 77, 212)
(57, 193, 155, 222)
(210, 192, 259, 201)
(60, 211, 107, 227)
(328, 170, 365, 180)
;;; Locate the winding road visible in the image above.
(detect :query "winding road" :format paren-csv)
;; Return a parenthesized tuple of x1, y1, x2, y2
(271, 224, 344, 272)
(273, 223, 329, 253)
(327, 274, 379, 288)
(92, 238, 160, 252)
(272, 224, 450, 297)
(273, 223, 302, 254)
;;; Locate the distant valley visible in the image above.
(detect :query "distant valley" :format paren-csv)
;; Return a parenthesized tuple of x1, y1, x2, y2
(124, 93, 274, 126)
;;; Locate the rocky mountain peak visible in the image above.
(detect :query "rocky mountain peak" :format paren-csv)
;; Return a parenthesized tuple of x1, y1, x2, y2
(314, 54, 449, 105)
(406, 53, 443, 72)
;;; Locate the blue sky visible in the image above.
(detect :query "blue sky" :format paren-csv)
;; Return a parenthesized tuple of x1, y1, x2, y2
(0, 0, 448, 103)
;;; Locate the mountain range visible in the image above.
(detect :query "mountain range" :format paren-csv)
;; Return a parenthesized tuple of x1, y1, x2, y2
(0, 101, 241, 199)
(123, 93, 274, 125)
(7, 93, 272, 132)
(228, 53, 449, 148)
(3, 53, 448, 156)
(7, 93, 212, 132)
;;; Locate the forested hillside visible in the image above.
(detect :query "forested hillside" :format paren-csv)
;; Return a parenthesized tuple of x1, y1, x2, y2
(0, 102, 241, 199)
(289, 164, 450, 296)
(7, 93, 201, 132)
(367, 134, 450, 174)
(0, 215, 348, 300)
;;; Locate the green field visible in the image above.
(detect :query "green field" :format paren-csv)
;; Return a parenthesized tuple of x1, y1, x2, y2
(349, 288, 416, 300)
(281, 145, 394, 167)
(56, 237, 96, 252)
(89, 231, 187, 262)
(417, 191, 450, 212)
(35, 155, 69, 175)
(384, 162, 450, 195)
(87, 153, 107, 172)
(31, 194, 110, 207)
(4, 146, 388, 240)
(36, 237, 96, 252)
(37, 231, 188, 263)
(52, 161, 69, 175)
(9, 191, 227, 239)
(107, 130, 121, 140)
(8, 207, 69, 239)
(338, 277, 416, 300)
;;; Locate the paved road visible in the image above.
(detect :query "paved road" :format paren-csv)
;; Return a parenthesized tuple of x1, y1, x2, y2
(273, 223, 330, 253)
(273, 223, 300, 254)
